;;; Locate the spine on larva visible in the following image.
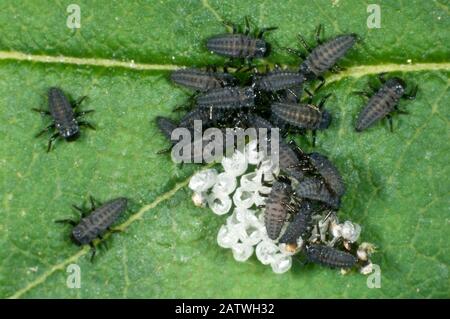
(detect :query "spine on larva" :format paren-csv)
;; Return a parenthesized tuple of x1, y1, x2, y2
(305, 34, 357, 77)
(306, 244, 358, 268)
(355, 86, 400, 132)
(264, 181, 292, 240)
(279, 201, 313, 244)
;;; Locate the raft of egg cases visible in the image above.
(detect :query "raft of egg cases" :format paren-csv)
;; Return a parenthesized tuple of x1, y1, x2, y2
(188, 140, 375, 274)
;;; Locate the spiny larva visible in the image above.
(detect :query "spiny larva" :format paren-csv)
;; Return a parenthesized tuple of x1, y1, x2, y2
(170, 68, 237, 92)
(264, 180, 292, 240)
(296, 26, 357, 81)
(55, 197, 128, 260)
(33, 87, 95, 152)
(207, 17, 276, 60)
(294, 177, 340, 209)
(279, 201, 314, 245)
(305, 244, 358, 268)
(254, 69, 305, 92)
(207, 34, 268, 59)
(308, 152, 346, 197)
(271, 101, 331, 131)
(197, 86, 256, 110)
(355, 77, 417, 132)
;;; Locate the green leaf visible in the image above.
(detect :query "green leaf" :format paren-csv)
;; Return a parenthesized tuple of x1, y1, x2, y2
(0, 0, 449, 298)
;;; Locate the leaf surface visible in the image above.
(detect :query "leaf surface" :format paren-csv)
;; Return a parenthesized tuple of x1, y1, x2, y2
(0, 0, 448, 298)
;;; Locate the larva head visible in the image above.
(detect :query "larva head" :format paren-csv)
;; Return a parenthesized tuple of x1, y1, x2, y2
(71, 227, 87, 246)
(270, 179, 292, 198)
(299, 63, 315, 80)
(305, 244, 318, 255)
(387, 77, 406, 96)
(63, 127, 80, 140)
(55, 117, 80, 140)
(308, 152, 325, 162)
(254, 39, 269, 58)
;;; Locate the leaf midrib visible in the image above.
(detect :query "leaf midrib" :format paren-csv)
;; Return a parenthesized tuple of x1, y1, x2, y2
(8, 174, 192, 299)
(1, 50, 449, 81)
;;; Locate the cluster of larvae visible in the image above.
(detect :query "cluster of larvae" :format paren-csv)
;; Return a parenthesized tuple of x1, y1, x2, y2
(30, 18, 416, 263)
(157, 19, 417, 271)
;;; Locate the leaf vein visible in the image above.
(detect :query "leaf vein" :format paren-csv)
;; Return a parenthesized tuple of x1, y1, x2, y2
(201, 0, 228, 29)
(8, 175, 192, 299)
(0, 51, 449, 81)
